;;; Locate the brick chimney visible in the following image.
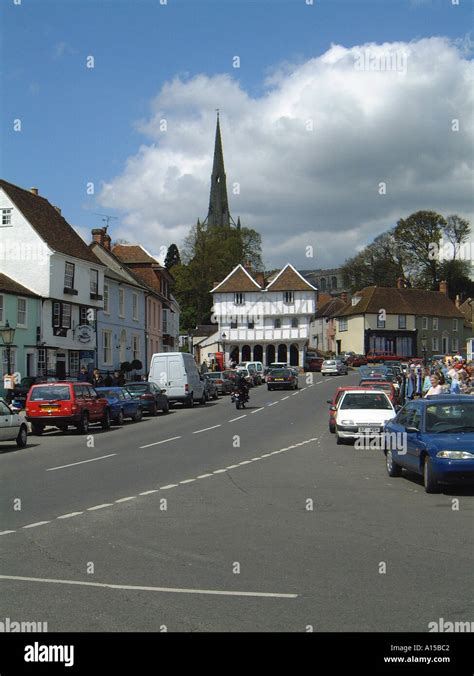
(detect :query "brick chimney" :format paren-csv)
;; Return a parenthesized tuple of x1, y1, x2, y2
(340, 291, 349, 304)
(255, 271, 265, 287)
(29, 187, 38, 195)
(91, 227, 111, 251)
(439, 280, 448, 295)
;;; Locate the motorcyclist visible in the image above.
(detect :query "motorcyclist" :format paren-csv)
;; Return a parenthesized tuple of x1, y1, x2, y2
(233, 372, 249, 402)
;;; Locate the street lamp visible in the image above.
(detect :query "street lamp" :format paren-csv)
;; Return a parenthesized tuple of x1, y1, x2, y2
(221, 331, 227, 365)
(421, 336, 427, 366)
(0, 320, 16, 374)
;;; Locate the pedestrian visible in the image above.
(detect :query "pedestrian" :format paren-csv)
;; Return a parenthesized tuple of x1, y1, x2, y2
(450, 371, 461, 394)
(91, 368, 104, 388)
(425, 374, 444, 397)
(78, 366, 90, 382)
(422, 368, 431, 395)
(200, 360, 208, 375)
(103, 371, 113, 386)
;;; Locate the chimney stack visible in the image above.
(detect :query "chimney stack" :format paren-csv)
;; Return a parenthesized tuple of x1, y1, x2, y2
(340, 291, 349, 304)
(29, 187, 38, 195)
(455, 294, 460, 308)
(255, 271, 265, 287)
(439, 280, 448, 295)
(91, 227, 111, 251)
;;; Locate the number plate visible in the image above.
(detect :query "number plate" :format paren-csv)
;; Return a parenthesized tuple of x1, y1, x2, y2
(358, 426, 380, 433)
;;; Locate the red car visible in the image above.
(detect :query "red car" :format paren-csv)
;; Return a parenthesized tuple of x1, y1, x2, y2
(347, 354, 368, 367)
(26, 381, 111, 435)
(358, 379, 398, 405)
(306, 357, 324, 372)
(327, 385, 367, 433)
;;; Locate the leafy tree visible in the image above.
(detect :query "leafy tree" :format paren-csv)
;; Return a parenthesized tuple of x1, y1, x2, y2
(393, 211, 446, 289)
(164, 243, 181, 269)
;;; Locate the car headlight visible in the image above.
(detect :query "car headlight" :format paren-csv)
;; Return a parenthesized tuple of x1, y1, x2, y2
(436, 450, 474, 460)
(341, 420, 355, 426)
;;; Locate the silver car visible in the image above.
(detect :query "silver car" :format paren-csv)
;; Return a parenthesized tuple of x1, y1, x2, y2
(321, 359, 348, 376)
(0, 398, 28, 447)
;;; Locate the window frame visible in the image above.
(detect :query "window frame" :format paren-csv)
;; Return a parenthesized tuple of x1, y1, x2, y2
(64, 262, 75, 290)
(118, 288, 125, 318)
(398, 314, 406, 329)
(102, 330, 112, 365)
(1, 208, 12, 226)
(17, 297, 27, 327)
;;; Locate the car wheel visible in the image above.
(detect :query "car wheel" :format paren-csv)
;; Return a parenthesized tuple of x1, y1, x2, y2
(423, 456, 440, 493)
(185, 394, 194, 408)
(115, 409, 124, 426)
(101, 408, 111, 430)
(213, 391, 219, 400)
(336, 433, 345, 445)
(162, 400, 170, 414)
(31, 423, 44, 436)
(386, 450, 402, 477)
(200, 392, 207, 405)
(267, 386, 272, 391)
(149, 403, 158, 416)
(329, 423, 335, 434)
(132, 407, 143, 422)
(16, 425, 28, 448)
(76, 412, 89, 434)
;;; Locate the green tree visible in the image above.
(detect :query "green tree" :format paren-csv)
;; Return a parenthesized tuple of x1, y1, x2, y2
(393, 211, 446, 289)
(164, 243, 181, 269)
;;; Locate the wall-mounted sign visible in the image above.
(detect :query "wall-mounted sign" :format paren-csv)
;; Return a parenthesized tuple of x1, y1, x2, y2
(76, 324, 94, 344)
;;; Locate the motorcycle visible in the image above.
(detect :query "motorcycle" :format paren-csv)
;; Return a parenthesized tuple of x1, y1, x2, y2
(231, 389, 249, 410)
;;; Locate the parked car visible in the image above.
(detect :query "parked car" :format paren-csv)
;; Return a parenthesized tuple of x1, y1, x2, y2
(327, 386, 369, 433)
(95, 387, 143, 424)
(202, 374, 219, 401)
(0, 398, 28, 447)
(347, 354, 368, 367)
(267, 368, 298, 390)
(11, 376, 58, 409)
(358, 379, 398, 406)
(334, 389, 397, 444)
(384, 396, 474, 493)
(148, 352, 205, 407)
(205, 371, 233, 395)
(26, 382, 111, 435)
(236, 361, 264, 384)
(321, 359, 348, 376)
(125, 382, 169, 415)
(306, 357, 324, 372)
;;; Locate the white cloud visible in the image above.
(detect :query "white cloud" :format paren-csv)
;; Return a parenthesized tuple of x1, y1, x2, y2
(99, 37, 474, 270)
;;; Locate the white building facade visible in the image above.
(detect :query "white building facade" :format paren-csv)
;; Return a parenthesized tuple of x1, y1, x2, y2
(211, 264, 317, 367)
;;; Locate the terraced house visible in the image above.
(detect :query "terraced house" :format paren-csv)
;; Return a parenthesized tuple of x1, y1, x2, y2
(334, 280, 469, 358)
(0, 180, 105, 377)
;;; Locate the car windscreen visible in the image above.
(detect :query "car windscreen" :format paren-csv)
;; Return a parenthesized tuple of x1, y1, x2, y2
(126, 384, 149, 393)
(270, 369, 290, 377)
(30, 386, 71, 401)
(324, 361, 336, 365)
(425, 402, 474, 433)
(207, 373, 223, 379)
(340, 393, 392, 410)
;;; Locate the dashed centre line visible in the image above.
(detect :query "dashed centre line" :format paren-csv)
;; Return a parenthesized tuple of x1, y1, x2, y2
(193, 424, 221, 434)
(228, 415, 247, 422)
(140, 436, 181, 449)
(46, 454, 117, 471)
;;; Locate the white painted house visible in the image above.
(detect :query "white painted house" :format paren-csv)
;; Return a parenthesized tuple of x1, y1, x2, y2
(211, 264, 317, 367)
(0, 180, 105, 377)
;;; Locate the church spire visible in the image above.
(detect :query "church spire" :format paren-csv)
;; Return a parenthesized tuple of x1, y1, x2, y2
(205, 110, 231, 228)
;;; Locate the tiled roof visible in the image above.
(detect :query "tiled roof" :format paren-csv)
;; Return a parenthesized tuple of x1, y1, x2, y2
(0, 273, 40, 298)
(337, 286, 465, 318)
(112, 244, 158, 264)
(0, 179, 101, 265)
(314, 297, 346, 318)
(211, 265, 262, 293)
(266, 264, 317, 291)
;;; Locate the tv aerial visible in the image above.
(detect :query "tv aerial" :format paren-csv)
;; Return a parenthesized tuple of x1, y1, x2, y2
(93, 213, 118, 231)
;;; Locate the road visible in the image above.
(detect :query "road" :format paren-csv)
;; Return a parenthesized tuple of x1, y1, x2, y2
(1, 371, 473, 632)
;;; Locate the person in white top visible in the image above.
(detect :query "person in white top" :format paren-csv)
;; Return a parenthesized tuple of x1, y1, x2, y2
(425, 374, 444, 397)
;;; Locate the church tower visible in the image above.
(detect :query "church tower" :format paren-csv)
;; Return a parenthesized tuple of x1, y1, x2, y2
(201, 112, 240, 229)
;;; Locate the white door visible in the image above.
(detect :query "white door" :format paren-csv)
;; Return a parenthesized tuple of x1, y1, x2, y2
(0, 400, 13, 440)
(168, 358, 185, 398)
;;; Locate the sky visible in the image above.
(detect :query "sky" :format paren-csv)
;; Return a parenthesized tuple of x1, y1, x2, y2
(1, 0, 473, 271)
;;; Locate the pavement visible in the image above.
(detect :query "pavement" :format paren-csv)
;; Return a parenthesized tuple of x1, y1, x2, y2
(1, 372, 473, 631)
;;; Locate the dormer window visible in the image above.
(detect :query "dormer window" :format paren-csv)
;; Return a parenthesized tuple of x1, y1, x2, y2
(284, 291, 294, 304)
(234, 293, 245, 305)
(351, 296, 361, 306)
(1, 209, 12, 226)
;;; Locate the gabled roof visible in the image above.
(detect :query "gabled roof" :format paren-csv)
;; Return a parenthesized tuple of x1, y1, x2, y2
(314, 297, 346, 319)
(0, 179, 102, 265)
(211, 264, 262, 293)
(337, 286, 465, 318)
(90, 242, 150, 290)
(265, 264, 317, 292)
(112, 244, 158, 265)
(0, 273, 41, 298)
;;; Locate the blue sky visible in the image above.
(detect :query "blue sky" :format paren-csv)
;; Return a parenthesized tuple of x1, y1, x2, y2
(1, 0, 472, 268)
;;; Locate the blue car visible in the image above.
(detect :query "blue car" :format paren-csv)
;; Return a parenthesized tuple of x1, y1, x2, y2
(95, 387, 143, 425)
(383, 395, 474, 493)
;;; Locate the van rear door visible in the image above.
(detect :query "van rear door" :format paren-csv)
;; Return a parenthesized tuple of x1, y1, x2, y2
(168, 357, 185, 399)
(151, 356, 168, 391)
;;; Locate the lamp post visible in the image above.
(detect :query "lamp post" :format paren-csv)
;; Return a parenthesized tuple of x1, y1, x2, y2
(421, 336, 427, 366)
(221, 331, 227, 367)
(0, 320, 16, 375)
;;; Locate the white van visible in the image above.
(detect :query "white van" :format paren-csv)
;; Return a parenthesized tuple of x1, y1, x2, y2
(149, 352, 205, 407)
(236, 361, 264, 383)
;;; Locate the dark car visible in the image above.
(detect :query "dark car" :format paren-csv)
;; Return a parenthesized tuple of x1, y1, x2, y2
(205, 371, 234, 394)
(267, 368, 298, 390)
(11, 376, 58, 408)
(202, 374, 219, 400)
(306, 357, 324, 372)
(26, 382, 111, 434)
(95, 387, 143, 424)
(125, 382, 169, 415)
(384, 396, 474, 493)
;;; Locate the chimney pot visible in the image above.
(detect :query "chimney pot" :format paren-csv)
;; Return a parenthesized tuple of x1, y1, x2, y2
(340, 291, 349, 304)
(439, 280, 448, 295)
(91, 227, 111, 250)
(30, 187, 38, 195)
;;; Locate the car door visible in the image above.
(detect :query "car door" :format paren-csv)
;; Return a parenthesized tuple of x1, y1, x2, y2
(85, 385, 100, 421)
(403, 404, 425, 473)
(0, 400, 14, 440)
(121, 389, 133, 417)
(387, 405, 415, 469)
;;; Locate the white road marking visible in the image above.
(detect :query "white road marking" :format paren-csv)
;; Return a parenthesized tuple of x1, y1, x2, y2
(0, 530, 16, 536)
(115, 497, 136, 503)
(196, 474, 213, 479)
(22, 521, 50, 529)
(179, 479, 196, 484)
(87, 504, 113, 511)
(267, 401, 278, 406)
(140, 436, 181, 449)
(193, 424, 221, 434)
(226, 464, 240, 469)
(239, 460, 252, 465)
(281, 396, 290, 400)
(213, 469, 227, 474)
(57, 512, 83, 520)
(46, 454, 117, 471)
(228, 415, 247, 422)
(0, 575, 298, 599)
(160, 484, 178, 490)
(251, 407, 264, 414)
(139, 490, 159, 496)
(308, 384, 314, 388)
(300, 387, 307, 391)
(251, 457, 261, 461)
(260, 453, 271, 458)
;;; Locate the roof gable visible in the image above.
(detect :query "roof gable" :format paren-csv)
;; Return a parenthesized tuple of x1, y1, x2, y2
(0, 273, 41, 298)
(211, 265, 262, 293)
(0, 180, 101, 265)
(337, 286, 465, 318)
(266, 264, 317, 292)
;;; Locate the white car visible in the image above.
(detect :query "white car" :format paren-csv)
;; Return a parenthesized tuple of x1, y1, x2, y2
(335, 389, 396, 444)
(321, 359, 348, 376)
(0, 398, 28, 448)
